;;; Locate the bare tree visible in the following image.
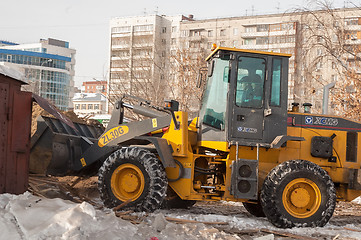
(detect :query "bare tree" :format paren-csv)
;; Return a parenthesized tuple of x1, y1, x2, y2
(296, 0, 361, 119)
(168, 47, 207, 114)
(108, 45, 207, 119)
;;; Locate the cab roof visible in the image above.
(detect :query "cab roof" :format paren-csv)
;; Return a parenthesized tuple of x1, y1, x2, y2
(205, 46, 292, 61)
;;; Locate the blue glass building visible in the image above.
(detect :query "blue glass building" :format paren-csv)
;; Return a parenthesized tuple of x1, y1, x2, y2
(0, 39, 76, 110)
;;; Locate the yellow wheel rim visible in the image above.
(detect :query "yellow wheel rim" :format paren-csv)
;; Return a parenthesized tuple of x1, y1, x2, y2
(282, 178, 321, 218)
(111, 163, 145, 202)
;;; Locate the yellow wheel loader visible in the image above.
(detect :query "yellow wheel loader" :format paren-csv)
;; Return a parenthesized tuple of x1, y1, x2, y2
(32, 46, 361, 228)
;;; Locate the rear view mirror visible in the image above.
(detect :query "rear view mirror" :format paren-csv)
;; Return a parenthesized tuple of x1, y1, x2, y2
(197, 67, 208, 88)
(208, 60, 215, 77)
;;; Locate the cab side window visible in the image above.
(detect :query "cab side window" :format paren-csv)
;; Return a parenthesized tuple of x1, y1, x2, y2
(236, 57, 265, 108)
(271, 58, 282, 106)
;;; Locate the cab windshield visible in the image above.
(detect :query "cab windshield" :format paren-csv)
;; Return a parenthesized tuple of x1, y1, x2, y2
(199, 58, 229, 130)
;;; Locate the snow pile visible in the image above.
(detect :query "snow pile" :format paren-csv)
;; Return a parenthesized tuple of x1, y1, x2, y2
(2, 192, 361, 239)
(0, 192, 239, 240)
(352, 196, 361, 204)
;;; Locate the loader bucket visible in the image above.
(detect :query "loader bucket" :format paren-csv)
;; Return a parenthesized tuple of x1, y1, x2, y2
(30, 116, 104, 176)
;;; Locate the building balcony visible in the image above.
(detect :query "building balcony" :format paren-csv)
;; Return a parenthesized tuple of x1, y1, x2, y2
(111, 56, 130, 60)
(132, 43, 153, 48)
(110, 67, 130, 72)
(133, 31, 154, 36)
(112, 33, 132, 38)
(345, 25, 361, 31)
(240, 30, 296, 38)
(345, 39, 361, 45)
(241, 42, 295, 50)
(112, 45, 130, 50)
(188, 35, 205, 42)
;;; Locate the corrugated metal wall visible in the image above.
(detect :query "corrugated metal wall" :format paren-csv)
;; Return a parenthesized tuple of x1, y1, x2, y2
(0, 75, 32, 194)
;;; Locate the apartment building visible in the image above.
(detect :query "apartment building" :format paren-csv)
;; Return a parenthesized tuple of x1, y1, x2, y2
(0, 38, 76, 110)
(110, 8, 361, 114)
(109, 15, 195, 111)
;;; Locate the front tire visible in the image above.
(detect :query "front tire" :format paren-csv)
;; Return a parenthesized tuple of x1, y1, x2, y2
(261, 160, 336, 228)
(243, 202, 266, 217)
(98, 147, 168, 212)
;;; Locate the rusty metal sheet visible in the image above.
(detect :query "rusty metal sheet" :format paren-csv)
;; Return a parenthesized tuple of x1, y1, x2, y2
(32, 93, 77, 131)
(12, 90, 32, 152)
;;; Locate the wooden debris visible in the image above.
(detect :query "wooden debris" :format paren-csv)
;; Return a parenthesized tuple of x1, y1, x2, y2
(165, 216, 228, 225)
(260, 229, 313, 240)
(115, 210, 133, 216)
(113, 199, 131, 212)
(69, 176, 82, 188)
(344, 227, 361, 232)
(260, 229, 317, 240)
(28, 174, 102, 208)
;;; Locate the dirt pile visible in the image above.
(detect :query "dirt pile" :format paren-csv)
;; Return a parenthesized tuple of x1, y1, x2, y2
(31, 102, 92, 136)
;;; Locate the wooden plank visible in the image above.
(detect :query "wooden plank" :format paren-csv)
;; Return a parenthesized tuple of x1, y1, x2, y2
(165, 217, 228, 225)
(344, 227, 361, 232)
(113, 199, 131, 212)
(260, 229, 317, 240)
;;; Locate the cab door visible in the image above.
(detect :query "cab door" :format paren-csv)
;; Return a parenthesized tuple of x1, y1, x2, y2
(228, 54, 288, 145)
(229, 55, 266, 141)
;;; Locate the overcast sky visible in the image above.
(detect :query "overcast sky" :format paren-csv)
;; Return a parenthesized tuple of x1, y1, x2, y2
(0, 0, 354, 87)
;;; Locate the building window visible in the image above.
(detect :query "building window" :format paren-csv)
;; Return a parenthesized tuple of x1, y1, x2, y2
(270, 24, 281, 31)
(345, 17, 359, 26)
(94, 104, 99, 110)
(245, 26, 256, 33)
(171, 26, 177, 32)
(245, 39, 256, 45)
(282, 23, 294, 31)
(181, 30, 189, 37)
(75, 104, 80, 110)
(88, 104, 93, 110)
(171, 38, 176, 45)
(134, 24, 153, 32)
(317, 48, 323, 56)
(161, 39, 166, 44)
(256, 37, 269, 45)
(220, 29, 226, 36)
(257, 24, 269, 32)
(111, 26, 131, 33)
(208, 30, 213, 37)
(332, 62, 337, 69)
(233, 40, 239, 47)
(81, 104, 86, 110)
(332, 75, 338, 82)
(233, 28, 238, 35)
(162, 27, 167, 33)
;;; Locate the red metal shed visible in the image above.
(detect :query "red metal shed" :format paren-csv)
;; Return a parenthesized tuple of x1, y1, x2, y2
(0, 65, 32, 194)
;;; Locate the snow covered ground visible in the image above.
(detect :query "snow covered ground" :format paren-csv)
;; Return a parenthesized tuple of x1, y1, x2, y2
(1, 192, 361, 240)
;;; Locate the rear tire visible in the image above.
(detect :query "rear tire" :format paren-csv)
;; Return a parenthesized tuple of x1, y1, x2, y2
(98, 147, 167, 212)
(243, 202, 266, 217)
(261, 160, 336, 228)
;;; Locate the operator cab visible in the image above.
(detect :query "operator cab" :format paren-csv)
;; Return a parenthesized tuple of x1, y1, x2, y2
(198, 46, 291, 147)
